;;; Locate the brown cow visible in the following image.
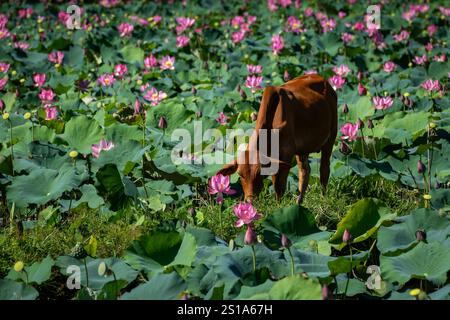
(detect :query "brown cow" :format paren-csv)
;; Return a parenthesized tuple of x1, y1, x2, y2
(217, 74, 337, 203)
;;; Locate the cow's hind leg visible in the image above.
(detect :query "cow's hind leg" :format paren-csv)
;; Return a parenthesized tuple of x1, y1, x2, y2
(320, 139, 334, 195)
(296, 154, 310, 204)
(272, 167, 290, 202)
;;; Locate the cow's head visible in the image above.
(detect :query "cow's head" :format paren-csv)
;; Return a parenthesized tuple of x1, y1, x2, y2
(217, 148, 264, 203)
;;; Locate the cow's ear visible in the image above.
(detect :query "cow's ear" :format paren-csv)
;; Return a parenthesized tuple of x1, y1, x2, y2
(217, 160, 238, 176)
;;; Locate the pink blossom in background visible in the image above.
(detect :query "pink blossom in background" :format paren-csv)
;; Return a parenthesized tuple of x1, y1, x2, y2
(134, 99, 141, 114)
(373, 96, 394, 110)
(144, 54, 157, 69)
(421, 79, 441, 92)
(14, 42, 29, 51)
(304, 7, 314, 17)
(340, 122, 359, 141)
(0, 62, 10, 73)
(433, 54, 446, 62)
(38, 88, 55, 103)
(338, 11, 347, 19)
(425, 43, 433, 51)
(358, 83, 367, 96)
(113, 64, 127, 78)
(18, 8, 33, 19)
(271, 34, 284, 55)
(279, 0, 292, 8)
(176, 17, 195, 34)
(321, 18, 336, 33)
(208, 173, 236, 203)
(176, 35, 189, 48)
(267, 0, 278, 12)
(100, 0, 120, 8)
(413, 54, 427, 65)
(341, 33, 353, 43)
(143, 87, 167, 106)
(0, 77, 8, 91)
(427, 24, 437, 37)
(353, 21, 365, 31)
(231, 16, 245, 28)
(140, 83, 149, 92)
(332, 65, 351, 77)
(92, 139, 115, 158)
(48, 51, 64, 65)
(247, 65, 263, 75)
(58, 11, 70, 25)
(0, 28, 10, 40)
(439, 6, 450, 17)
(33, 73, 46, 87)
(159, 56, 175, 70)
(0, 100, 3, 109)
(286, 16, 303, 33)
(152, 15, 162, 24)
(0, 14, 8, 28)
(97, 74, 115, 87)
(233, 202, 261, 228)
(393, 30, 410, 42)
(44, 106, 58, 120)
(232, 30, 246, 43)
(383, 61, 396, 73)
(329, 75, 346, 90)
(118, 22, 133, 37)
(245, 75, 263, 92)
(216, 111, 229, 125)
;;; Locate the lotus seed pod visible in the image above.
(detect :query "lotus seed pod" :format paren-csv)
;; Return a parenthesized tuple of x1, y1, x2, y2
(14, 261, 24, 272)
(24, 112, 31, 120)
(342, 229, 352, 244)
(417, 160, 426, 174)
(69, 150, 79, 158)
(98, 261, 107, 276)
(281, 234, 291, 248)
(342, 103, 349, 114)
(423, 194, 431, 200)
(2, 112, 10, 120)
(415, 229, 426, 242)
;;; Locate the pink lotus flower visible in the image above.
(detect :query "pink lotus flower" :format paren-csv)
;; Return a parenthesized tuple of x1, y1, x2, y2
(14, 42, 29, 51)
(0, 14, 8, 29)
(0, 77, 8, 91)
(244, 225, 257, 245)
(18, 8, 33, 19)
(413, 54, 427, 65)
(340, 122, 359, 141)
(233, 202, 261, 228)
(338, 11, 347, 19)
(341, 32, 353, 43)
(118, 22, 133, 37)
(424, 42, 433, 52)
(383, 61, 396, 73)
(267, 0, 278, 12)
(328, 75, 346, 90)
(232, 30, 246, 44)
(433, 54, 446, 62)
(271, 34, 284, 55)
(151, 16, 162, 25)
(427, 25, 437, 37)
(321, 18, 336, 33)
(373, 96, 394, 110)
(159, 56, 175, 70)
(421, 79, 441, 92)
(100, 0, 120, 7)
(176, 35, 189, 48)
(143, 87, 167, 106)
(58, 11, 70, 25)
(439, 6, 450, 17)
(44, 106, 58, 120)
(245, 75, 263, 93)
(33, 73, 46, 87)
(97, 74, 115, 87)
(393, 30, 410, 42)
(358, 83, 367, 96)
(208, 173, 236, 204)
(114, 64, 127, 78)
(279, 0, 292, 7)
(0, 28, 10, 40)
(0, 62, 10, 73)
(144, 54, 158, 69)
(176, 17, 195, 35)
(48, 51, 64, 65)
(38, 88, 55, 103)
(304, 7, 314, 17)
(353, 21, 365, 31)
(332, 65, 351, 77)
(92, 139, 115, 158)
(134, 99, 141, 115)
(247, 65, 263, 75)
(286, 16, 303, 33)
(216, 111, 229, 125)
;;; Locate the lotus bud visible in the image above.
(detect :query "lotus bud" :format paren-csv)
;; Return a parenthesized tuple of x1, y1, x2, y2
(342, 229, 352, 244)
(98, 261, 107, 276)
(415, 229, 426, 242)
(423, 194, 431, 200)
(357, 71, 363, 81)
(158, 116, 167, 129)
(340, 142, 350, 155)
(322, 284, 330, 300)
(24, 112, 31, 120)
(244, 225, 257, 245)
(281, 234, 291, 248)
(342, 103, 349, 114)
(284, 70, 290, 82)
(239, 88, 247, 100)
(191, 86, 197, 95)
(357, 118, 364, 129)
(250, 112, 257, 121)
(417, 160, 426, 174)
(14, 261, 24, 272)
(196, 111, 202, 118)
(358, 83, 367, 96)
(367, 119, 374, 129)
(189, 207, 196, 217)
(2, 112, 9, 120)
(236, 84, 241, 92)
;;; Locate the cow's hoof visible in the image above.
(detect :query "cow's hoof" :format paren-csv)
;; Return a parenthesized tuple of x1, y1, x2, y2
(296, 193, 303, 205)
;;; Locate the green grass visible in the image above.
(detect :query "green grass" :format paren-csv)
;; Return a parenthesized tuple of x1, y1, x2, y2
(0, 174, 418, 278)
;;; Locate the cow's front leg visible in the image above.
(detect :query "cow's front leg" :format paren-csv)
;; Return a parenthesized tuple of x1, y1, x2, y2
(272, 167, 290, 201)
(296, 154, 310, 205)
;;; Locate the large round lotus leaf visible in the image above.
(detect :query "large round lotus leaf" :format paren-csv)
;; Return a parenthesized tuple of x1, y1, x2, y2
(377, 208, 450, 254)
(329, 198, 396, 249)
(6, 256, 54, 285)
(429, 285, 450, 300)
(380, 242, 450, 286)
(59, 115, 104, 154)
(267, 275, 322, 300)
(7, 164, 87, 207)
(0, 279, 39, 300)
(120, 272, 186, 300)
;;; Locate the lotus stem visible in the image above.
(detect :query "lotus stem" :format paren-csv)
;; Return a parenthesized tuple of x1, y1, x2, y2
(251, 245, 256, 273)
(344, 246, 353, 298)
(9, 119, 14, 176)
(84, 257, 89, 288)
(287, 247, 295, 277)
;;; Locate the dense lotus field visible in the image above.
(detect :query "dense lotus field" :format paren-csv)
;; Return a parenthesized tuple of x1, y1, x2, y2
(0, 0, 449, 300)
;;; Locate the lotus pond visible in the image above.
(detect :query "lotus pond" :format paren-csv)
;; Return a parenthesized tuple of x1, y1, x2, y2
(0, 0, 449, 300)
